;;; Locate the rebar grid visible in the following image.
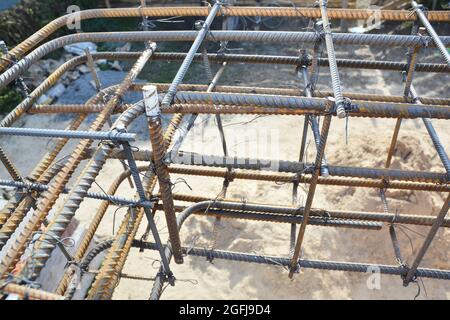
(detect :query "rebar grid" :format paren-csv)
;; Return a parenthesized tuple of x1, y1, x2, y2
(0, 2, 449, 300)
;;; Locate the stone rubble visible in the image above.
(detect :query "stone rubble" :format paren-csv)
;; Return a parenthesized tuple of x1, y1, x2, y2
(20, 44, 128, 105)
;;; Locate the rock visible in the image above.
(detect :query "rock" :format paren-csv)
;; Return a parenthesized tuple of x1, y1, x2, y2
(0, 199, 7, 211)
(64, 42, 97, 56)
(110, 61, 123, 71)
(47, 83, 66, 99)
(89, 80, 98, 90)
(63, 53, 75, 61)
(41, 59, 62, 74)
(95, 59, 107, 65)
(68, 71, 80, 81)
(116, 42, 131, 52)
(36, 94, 52, 105)
(0, 186, 15, 200)
(25, 64, 46, 87)
(77, 64, 90, 74)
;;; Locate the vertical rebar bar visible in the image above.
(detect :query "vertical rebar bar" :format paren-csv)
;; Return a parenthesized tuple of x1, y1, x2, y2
(288, 98, 334, 278)
(301, 66, 329, 177)
(385, 119, 402, 169)
(404, 193, 450, 285)
(161, 2, 222, 106)
(410, 85, 450, 175)
(120, 141, 172, 274)
(412, 1, 450, 67)
(403, 27, 422, 98)
(318, 0, 346, 118)
(166, 62, 227, 162)
(145, 85, 183, 263)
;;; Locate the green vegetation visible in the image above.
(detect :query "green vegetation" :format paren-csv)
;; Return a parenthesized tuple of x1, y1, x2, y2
(0, 0, 102, 113)
(0, 87, 22, 113)
(0, 0, 101, 46)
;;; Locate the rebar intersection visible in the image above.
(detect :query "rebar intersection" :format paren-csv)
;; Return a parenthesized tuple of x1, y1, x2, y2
(0, 1, 448, 300)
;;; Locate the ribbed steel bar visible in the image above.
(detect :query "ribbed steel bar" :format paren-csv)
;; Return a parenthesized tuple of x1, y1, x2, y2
(170, 151, 448, 183)
(2, 31, 450, 92)
(119, 52, 450, 73)
(87, 204, 145, 299)
(121, 141, 172, 274)
(164, 196, 382, 229)
(206, 209, 382, 230)
(404, 193, 450, 284)
(301, 67, 329, 176)
(0, 283, 64, 300)
(149, 200, 450, 299)
(110, 148, 449, 184)
(403, 26, 422, 98)
(140, 241, 450, 284)
(0, 192, 23, 229)
(385, 119, 402, 169)
(0, 44, 156, 279)
(0, 178, 152, 208)
(0, 127, 136, 142)
(55, 166, 148, 296)
(1, 6, 447, 73)
(28, 104, 128, 114)
(0, 115, 86, 250)
(168, 92, 450, 119)
(410, 86, 450, 175)
(145, 85, 183, 264)
(88, 108, 187, 299)
(166, 62, 227, 163)
(148, 83, 450, 105)
(412, 1, 450, 67)
(83, 150, 450, 192)
(168, 164, 450, 193)
(319, 1, 346, 118)
(289, 98, 333, 278)
(161, 2, 221, 106)
(0, 146, 22, 181)
(162, 102, 450, 119)
(171, 193, 450, 227)
(23, 103, 149, 281)
(30, 91, 450, 116)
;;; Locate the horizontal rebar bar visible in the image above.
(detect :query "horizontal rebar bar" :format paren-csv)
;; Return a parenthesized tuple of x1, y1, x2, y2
(168, 92, 450, 119)
(0, 178, 153, 208)
(137, 241, 450, 281)
(1, 6, 448, 72)
(171, 151, 449, 183)
(2, 31, 450, 91)
(149, 199, 450, 299)
(0, 127, 136, 142)
(168, 193, 450, 228)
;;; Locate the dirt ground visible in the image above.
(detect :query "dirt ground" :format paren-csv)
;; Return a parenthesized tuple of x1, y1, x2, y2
(0, 22, 449, 299)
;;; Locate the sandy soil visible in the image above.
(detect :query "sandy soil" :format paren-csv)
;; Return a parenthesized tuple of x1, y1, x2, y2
(0, 31, 449, 300)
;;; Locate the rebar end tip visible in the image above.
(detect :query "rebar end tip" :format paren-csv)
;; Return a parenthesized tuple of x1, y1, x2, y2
(336, 109, 346, 119)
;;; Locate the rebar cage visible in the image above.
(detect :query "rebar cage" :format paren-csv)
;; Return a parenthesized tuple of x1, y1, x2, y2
(0, 0, 449, 300)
